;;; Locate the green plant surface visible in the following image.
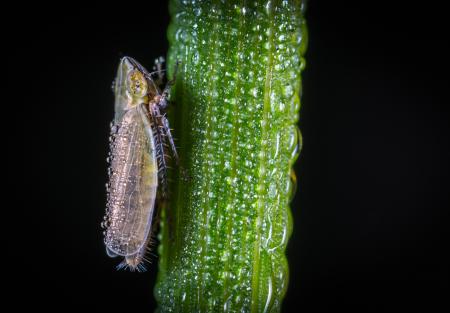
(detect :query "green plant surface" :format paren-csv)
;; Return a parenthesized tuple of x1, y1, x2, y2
(155, 1, 307, 312)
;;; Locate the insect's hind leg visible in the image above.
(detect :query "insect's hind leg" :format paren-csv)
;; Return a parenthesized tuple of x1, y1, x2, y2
(159, 113, 193, 184)
(150, 108, 171, 199)
(154, 131, 170, 199)
(138, 103, 170, 199)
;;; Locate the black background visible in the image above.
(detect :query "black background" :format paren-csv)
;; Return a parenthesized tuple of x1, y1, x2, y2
(8, 1, 449, 312)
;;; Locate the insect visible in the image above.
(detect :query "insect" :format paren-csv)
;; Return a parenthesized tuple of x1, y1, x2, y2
(101, 56, 179, 271)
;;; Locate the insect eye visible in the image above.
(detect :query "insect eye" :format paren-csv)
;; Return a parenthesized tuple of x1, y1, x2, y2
(126, 70, 148, 98)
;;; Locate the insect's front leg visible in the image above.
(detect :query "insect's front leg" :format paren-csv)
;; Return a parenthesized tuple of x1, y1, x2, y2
(158, 60, 180, 110)
(152, 56, 165, 89)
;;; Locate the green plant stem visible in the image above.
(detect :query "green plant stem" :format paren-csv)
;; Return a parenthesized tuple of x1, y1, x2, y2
(155, 1, 307, 312)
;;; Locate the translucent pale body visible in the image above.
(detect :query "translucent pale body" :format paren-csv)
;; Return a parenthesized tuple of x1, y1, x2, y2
(104, 56, 159, 264)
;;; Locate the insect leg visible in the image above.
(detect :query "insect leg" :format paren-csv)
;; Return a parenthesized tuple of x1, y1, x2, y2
(166, 60, 180, 88)
(153, 56, 165, 88)
(138, 103, 168, 197)
(160, 114, 179, 166)
(158, 61, 180, 110)
(156, 108, 191, 184)
(148, 104, 170, 199)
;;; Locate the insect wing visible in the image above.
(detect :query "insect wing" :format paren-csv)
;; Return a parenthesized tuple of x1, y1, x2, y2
(113, 57, 133, 123)
(105, 108, 158, 256)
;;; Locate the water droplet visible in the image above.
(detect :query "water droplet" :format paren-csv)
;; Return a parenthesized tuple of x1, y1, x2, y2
(300, 56, 306, 71)
(288, 125, 302, 163)
(194, 7, 202, 16)
(268, 182, 277, 198)
(111, 124, 118, 133)
(265, 1, 271, 15)
(283, 85, 293, 98)
(272, 133, 280, 159)
(288, 169, 297, 202)
(291, 91, 301, 122)
(251, 87, 258, 98)
(175, 29, 187, 43)
(263, 274, 274, 313)
(192, 52, 199, 63)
